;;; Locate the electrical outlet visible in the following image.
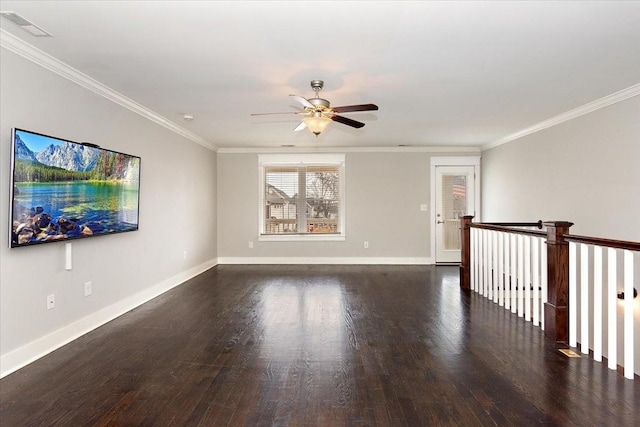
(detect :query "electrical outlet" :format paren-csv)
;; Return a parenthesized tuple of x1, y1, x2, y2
(249, 241, 254, 249)
(84, 281, 92, 297)
(47, 294, 55, 310)
(364, 241, 369, 249)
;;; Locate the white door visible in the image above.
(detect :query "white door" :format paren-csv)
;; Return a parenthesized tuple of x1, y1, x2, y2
(435, 166, 476, 263)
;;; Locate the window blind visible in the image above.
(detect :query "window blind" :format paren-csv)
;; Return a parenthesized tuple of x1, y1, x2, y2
(262, 165, 341, 235)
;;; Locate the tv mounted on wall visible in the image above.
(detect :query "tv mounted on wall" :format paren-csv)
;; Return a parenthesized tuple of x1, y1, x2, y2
(10, 128, 141, 248)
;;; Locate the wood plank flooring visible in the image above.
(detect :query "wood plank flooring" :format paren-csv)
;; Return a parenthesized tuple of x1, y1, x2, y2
(1, 265, 638, 426)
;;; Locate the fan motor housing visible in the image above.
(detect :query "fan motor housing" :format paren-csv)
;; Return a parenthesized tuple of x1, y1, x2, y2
(309, 98, 330, 108)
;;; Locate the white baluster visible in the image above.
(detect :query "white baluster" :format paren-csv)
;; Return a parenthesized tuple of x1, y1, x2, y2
(623, 249, 634, 380)
(593, 246, 603, 362)
(607, 247, 617, 370)
(478, 229, 483, 295)
(475, 228, 480, 293)
(541, 237, 547, 331)
(511, 233, 517, 314)
(504, 232, 511, 310)
(524, 235, 531, 322)
(482, 230, 488, 296)
(476, 229, 484, 295)
(532, 237, 540, 326)
(498, 231, 504, 307)
(580, 244, 589, 355)
(569, 242, 577, 348)
(473, 228, 480, 292)
(476, 228, 481, 293)
(470, 228, 476, 291)
(492, 231, 499, 303)
(487, 230, 494, 301)
(518, 234, 524, 317)
(476, 228, 483, 295)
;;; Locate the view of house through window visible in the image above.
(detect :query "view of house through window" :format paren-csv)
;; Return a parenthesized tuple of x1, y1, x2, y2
(263, 165, 341, 235)
(442, 174, 467, 250)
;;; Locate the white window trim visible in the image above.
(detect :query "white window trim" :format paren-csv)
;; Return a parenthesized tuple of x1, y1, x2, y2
(258, 153, 346, 242)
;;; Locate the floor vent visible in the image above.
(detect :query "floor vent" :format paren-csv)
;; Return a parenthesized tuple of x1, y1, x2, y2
(559, 348, 581, 358)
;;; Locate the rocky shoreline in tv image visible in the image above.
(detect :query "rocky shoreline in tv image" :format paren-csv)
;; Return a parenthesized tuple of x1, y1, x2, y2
(11, 182, 139, 247)
(12, 202, 100, 246)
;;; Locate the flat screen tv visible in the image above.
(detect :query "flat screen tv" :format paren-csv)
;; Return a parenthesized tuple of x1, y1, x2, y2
(10, 128, 141, 248)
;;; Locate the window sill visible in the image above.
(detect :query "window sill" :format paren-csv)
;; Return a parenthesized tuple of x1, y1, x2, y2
(259, 234, 346, 242)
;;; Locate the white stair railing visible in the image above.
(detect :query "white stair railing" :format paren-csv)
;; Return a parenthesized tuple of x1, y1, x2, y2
(469, 224, 547, 331)
(463, 217, 639, 380)
(568, 240, 638, 380)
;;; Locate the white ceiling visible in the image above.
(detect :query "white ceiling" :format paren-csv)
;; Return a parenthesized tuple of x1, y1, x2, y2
(1, 1, 639, 150)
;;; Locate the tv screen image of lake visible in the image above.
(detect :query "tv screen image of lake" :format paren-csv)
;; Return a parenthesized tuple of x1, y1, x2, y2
(11, 129, 140, 246)
(15, 181, 138, 232)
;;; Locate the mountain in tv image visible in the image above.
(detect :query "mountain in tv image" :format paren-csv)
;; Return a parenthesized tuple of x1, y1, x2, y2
(35, 139, 99, 172)
(14, 133, 138, 181)
(14, 134, 39, 162)
(11, 130, 140, 247)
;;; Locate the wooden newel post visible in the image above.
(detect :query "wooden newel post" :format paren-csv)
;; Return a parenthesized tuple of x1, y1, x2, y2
(460, 215, 474, 290)
(543, 221, 573, 344)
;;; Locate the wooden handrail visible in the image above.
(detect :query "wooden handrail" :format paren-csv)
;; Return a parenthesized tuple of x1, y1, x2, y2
(470, 222, 546, 238)
(482, 220, 543, 229)
(563, 234, 640, 251)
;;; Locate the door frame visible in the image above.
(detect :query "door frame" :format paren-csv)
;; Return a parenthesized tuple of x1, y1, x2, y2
(430, 156, 481, 264)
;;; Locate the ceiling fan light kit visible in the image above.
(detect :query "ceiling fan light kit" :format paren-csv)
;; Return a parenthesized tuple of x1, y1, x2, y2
(252, 80, 378, 136)
(302, 114, 332, 136)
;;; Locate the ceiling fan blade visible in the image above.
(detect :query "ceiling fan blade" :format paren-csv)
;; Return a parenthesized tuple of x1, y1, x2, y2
(294, 122, 307, 131)
(250, 111, 301, 116)
(331, 103, 378, 113)
(289, 94, 314, 108)
(331, 115, 365, 129)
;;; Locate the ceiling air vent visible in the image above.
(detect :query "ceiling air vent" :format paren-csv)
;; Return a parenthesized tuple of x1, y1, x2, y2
(0, 11, 53, 37)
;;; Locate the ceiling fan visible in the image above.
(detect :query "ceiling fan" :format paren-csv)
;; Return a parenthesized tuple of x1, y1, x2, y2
(251, 80, 378, 136)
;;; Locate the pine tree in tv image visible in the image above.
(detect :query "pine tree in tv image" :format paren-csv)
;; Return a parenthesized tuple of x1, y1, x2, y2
(10, 129, 141, 247)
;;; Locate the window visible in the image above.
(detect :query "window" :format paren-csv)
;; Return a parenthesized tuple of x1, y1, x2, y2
(259, 154, 345, 241)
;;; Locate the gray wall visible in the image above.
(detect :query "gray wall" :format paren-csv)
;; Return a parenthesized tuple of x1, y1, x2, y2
(217, 151, 476, 263)
(481, 96, 640, 240)
(0, 49, 217, 374)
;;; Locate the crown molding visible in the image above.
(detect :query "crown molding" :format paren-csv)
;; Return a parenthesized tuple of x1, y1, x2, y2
(217, 145, 481, 154)
(483, 83, 640, 151)
(0, 29, 217, 152)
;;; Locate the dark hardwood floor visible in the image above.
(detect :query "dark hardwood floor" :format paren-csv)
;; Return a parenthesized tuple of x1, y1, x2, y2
(1, 265, 638, 426)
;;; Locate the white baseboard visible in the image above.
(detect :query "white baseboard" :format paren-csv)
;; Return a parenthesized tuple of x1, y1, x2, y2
(217, 256, 434, 265)
(0, 258, 218, 379)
